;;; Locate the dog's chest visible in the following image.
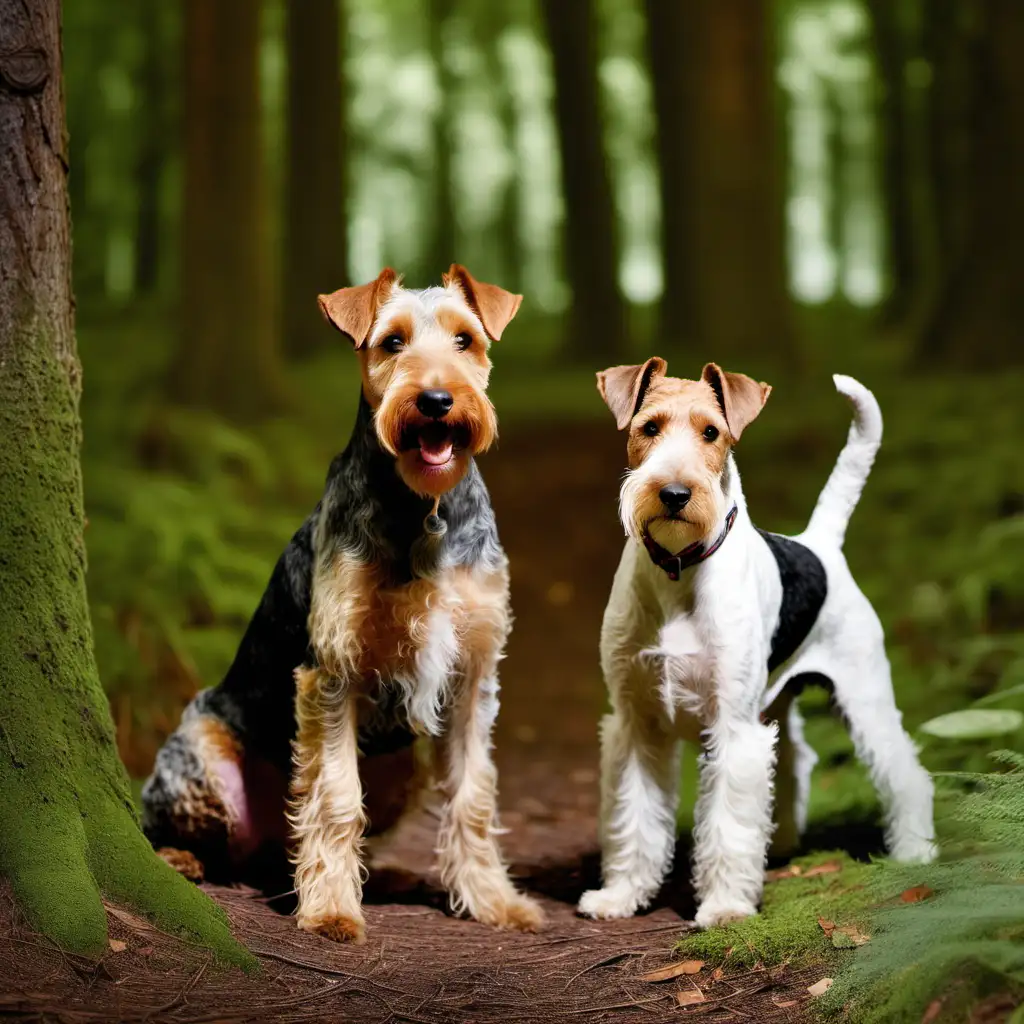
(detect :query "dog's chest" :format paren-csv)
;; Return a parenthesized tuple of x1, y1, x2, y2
(310, 555, 509, 732)
(646, 612, 719, 738)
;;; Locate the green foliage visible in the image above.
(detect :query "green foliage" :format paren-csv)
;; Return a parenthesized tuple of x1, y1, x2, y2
(920, 709, 1024, 741)
(823, 753, 1024, 1023)
(676, 853, 876, 968)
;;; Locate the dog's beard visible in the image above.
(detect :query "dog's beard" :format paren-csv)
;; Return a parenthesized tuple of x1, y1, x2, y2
(620, 474, 724, 553)
(375, 388, 497, 498)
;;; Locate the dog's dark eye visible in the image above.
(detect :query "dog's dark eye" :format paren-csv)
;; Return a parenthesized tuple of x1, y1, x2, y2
(455, 332, 473, 351)
(642, 420, 659, 437)
(703, 425, 719, 442)
(381, 334, 405, 354)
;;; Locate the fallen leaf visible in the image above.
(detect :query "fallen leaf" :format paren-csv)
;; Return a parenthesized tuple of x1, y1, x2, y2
(818, 917, 836, 937)
(137, 946, 154, 957)
(712, 967, 724, 981)
(108, 938, 127, 953)
(901, 885, 934, 904)
(831, 924, 870, 948)
(676, 989, 707, 1007)
(640, 959, 705, 983)
(808, 978, 834, 998)
(766, 864, 804, 880)
(804, 860, 843, 877)
(774, 1000, 799, 1008)
(921, 999, 943, 1024)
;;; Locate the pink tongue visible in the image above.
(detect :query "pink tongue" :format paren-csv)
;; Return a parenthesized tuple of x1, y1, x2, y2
(419, 439, 453, 466)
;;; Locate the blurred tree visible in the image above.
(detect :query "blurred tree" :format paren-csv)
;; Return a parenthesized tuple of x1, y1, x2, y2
(175, 0, 284, 419)
(134, 2, 171, 295)
(645, 0, 697, 343)
(284, 0, 348, 357)
(654, 0, 795, 363)
(428, 0, 459, 277)
(539, 0, 626, 361)
(919, 0, 1023, 366)
(0, 0, 247, 962)
(866, 0, 918, 325)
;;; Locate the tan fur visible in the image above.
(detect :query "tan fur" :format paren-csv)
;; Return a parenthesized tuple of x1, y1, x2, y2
(157, 846, 205, 881)
(296, 267, 536, 940)
(319, 266, 515, 499)
(295, 556, 543, 940)
(362, 302, 497, 497)
(289, 665, 369, 943)
(604, 364, 771, 551)
(163, 716, 239, 843)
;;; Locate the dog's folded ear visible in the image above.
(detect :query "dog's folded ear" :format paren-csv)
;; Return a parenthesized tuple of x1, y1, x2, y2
(701, 363, 772, 441)
(318, 268, 398, 348)
(596, 357, 668, 430)
(445, 264, 522, 341)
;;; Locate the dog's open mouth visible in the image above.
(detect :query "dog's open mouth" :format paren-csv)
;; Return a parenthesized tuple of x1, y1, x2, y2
(400, 421, 471, 468)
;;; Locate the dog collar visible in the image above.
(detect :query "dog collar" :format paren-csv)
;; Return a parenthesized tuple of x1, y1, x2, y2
(642, 505, 739, 581)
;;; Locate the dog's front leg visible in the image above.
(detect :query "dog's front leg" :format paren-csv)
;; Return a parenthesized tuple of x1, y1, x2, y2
(289, 666, 367, 943)
(692, 710, 778, 928)
(435, 670, 545, 931)
(578, 699, 680, 920)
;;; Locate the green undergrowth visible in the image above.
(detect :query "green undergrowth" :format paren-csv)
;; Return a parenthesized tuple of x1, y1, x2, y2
(676, 852, 876, 969)
(822, 752, 1024, 1023)
(678, 756, 1024, 1021)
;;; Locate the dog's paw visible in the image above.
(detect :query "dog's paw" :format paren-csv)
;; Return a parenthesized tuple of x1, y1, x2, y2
(694, 899, 756, 930)
(577, 886, 640, 920)
(472, 894, 546, 932)
(889, 838, 938, 865)
(297, 912, 366, 944)
(156, 847, 205, 882)
(495, 894, 547, 932)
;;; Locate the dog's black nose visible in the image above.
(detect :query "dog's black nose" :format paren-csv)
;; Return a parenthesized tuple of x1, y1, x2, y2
(416, 389, 454, 419)
(659, 483, 692, 513)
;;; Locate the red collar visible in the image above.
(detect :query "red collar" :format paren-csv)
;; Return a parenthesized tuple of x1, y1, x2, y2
(642, 505, 739, 581)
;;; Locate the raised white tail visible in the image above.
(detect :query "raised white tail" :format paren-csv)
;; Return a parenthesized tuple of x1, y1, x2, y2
(804, 374, 883, 547)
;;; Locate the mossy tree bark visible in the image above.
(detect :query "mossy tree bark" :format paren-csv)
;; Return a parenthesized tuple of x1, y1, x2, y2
(284, 0, 348, 357)
(175, 0, 284, 420)
(0, 0, 251, 965)
(539, 0, 627, 362)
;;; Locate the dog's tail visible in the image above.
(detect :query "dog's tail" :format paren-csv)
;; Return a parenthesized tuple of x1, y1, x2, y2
(804, 374, 882, 547)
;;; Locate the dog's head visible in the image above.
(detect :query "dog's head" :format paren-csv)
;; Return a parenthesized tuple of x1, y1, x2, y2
(598, 358, 771, 552)
(319, 266, 520, 497)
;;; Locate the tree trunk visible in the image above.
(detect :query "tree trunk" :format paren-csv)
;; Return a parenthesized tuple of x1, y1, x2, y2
(284, 0, 348, 357)
(920, 0, 1024, 366)
(651, 0, 795, 365)
(866, 0, 917, 325)
(133, 1, 168, 295)
(0, 0, 249, 962)
(645, 0, 698, 344)
(175, 0, 283, 419)
(539, 0, 626, 362)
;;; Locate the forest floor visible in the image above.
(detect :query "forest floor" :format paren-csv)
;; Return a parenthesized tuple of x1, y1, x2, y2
(0, 422, 838, 1023)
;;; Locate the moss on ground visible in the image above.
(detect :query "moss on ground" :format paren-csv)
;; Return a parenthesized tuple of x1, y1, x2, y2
(676, 852, 877, 969)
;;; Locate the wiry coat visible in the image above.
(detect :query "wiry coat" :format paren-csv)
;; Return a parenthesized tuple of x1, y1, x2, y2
(580, 364, 936, 927)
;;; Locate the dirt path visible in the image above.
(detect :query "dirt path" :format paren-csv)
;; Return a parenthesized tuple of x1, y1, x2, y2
(0, 425, 819, 1022)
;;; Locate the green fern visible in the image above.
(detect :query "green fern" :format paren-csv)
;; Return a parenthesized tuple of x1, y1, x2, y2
(824, 752, 1024, 1023)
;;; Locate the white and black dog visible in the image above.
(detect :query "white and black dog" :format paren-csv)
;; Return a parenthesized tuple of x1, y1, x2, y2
(579, 359, 936, 928)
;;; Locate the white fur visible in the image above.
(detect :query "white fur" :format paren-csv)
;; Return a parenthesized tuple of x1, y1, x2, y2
(580, 375, 936, 927)
(402, 607, 460, 736)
